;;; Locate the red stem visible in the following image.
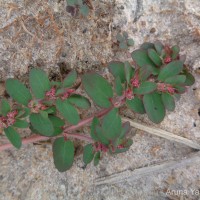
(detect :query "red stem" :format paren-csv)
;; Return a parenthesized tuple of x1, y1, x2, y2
(0, 107, 112, 152)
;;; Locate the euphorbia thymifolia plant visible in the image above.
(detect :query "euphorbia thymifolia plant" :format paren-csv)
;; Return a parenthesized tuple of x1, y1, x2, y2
(0, 41, 195, 172)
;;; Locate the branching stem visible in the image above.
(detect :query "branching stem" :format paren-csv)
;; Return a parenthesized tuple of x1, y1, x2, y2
(0, 107, 112, 152)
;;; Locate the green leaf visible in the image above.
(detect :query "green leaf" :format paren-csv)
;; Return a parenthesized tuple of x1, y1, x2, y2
(119, 42, 128, 50)
(16, 108, 30, 118)
(96, 126, 109, 145)
(102, 108, 122, 140)
(164, 75, 186, 85)
(126, 97, 145, 114)
(29, 68, 51, 99)
(133, 81, 157, 94)
(4, 127, 21, 149)
(83, 144, 94, 165)
(94, 152, 100, 166)
(139, 65, 153, 81)
(53, 138, 74, 172)
(108, 62, 126, 83)
(124, 61, 134, 83)
(67, 0, 77, 6)
(161, 93, 175, 111)
(131, 49, 158, 75)
(56, 99, 80, 125)
(127, 38, 134, 46)
(140, 42, 154, 50)
(143, 92, 165, 123)
(44, 106, 56, 114)
(184, 72, 195, 86)
(6, 79, 32, 106)
(30, 113, 54, 136)
(115, 76, 123, 96)
(116, 33, 124, 42)
(68, 94, 91, 109)
(63, 70, 77, 88)
(51, 81, 61, 87)
(158, 61, 183, 81)
(154, 41, 164, 55)
(119, 121, 131, 139)
(80, 5, 90, 16)
(175, 85, 186, 94)
(49, 115, 65, 136)
(1, 99, 10, 116)
(90, 117, 100, 141)
(148, 49, 162, 67)
(171, 45, 180, 59)
(82, 73, 113, 108)
(13, 119, 29, 128)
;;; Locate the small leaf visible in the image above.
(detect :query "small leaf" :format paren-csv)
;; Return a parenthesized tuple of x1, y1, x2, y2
(126, 97, 145, 114)
(154, 41, 164, 55)
(68, 94, 91, 109)
(83, 144, 94, 165)
(49, 115, 65, 136)
(139, 65, 153, 81)
(119, 121, 131, 139)
(13, 119, 29, 128)
(44, 106, 56, 114)
(1, 99, 10, 116)
(140, 42, 155, 50)
(67, 0, 77, 6)
(161, 93, 175, 111)
(6, 79, 32, 106)
(96, 126, 109, 145)
(102, 108, 122, 140)
(124, 61, 134, 83)
(164, 75, 186, 85)
(90, 117, 100, 141)
(115, 76, 123, 96)
(51, 81, 61, 87)
(63, 70, 77, 88)
(4, 127, 21, 149)
(94, 152, 100, 166)
(119, 42, 128, 50)
(82, 73, 113, 108)
(56, 99, 80, 125)
(30, 113, 54, 136)
(133, 81, 157, 94)
(29, 68, 51, 99)
(116, 33, 124, 42)
(80, 5, 90, 16)
(143, 92, 165, 123)
(158, 61, 183, 81)
(148, 49, 162, 67)
(108, 62, 126, 83)
(16, 108, 30, 118)
(171, 45, 180, 59)
(53, 138, 74, 172)
(175, 85, 186, 94)
(127, 38, 134, 46)
(184, 72, 195, 86)
(131, 49, 158, 75)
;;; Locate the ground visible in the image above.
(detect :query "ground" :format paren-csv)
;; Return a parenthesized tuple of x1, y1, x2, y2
(0, 0, 200, 200)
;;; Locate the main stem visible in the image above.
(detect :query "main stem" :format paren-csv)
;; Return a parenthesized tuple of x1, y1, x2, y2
(0, 107, 112, 152)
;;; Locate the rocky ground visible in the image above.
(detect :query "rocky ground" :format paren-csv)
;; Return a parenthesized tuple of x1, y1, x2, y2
(0, 0, 200, 199)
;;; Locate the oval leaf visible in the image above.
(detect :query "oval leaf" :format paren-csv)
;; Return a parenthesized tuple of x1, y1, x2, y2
(49, 115, 65, 136)
(161, 93, 175, 111)
(143, 92, 165, 123)
(115, 76, 123, 96)
(63, 70, 77, 88)
(158, 61, 183, 81)
(90, 117, 100, 141)
(148, 49, 162, 67)
(133, 81, 157, 94)
(82, 73, 113, 108)
(4, 126, 21, 149)
(30, 113, 54, 136)
(53, 138, 74, 172)
(6, 79, 32, 106)
(1, 99, 10, 116)
(83, 144, 94, 165)
(13, 119, 29, 128)
(126, 97, 145, 114)
(29, 68, 51, 99)
(56, 99, 80, 125)
(94, 152, 100, 166)
(164, 75, 186, 85)
(68, 94, 91, 109)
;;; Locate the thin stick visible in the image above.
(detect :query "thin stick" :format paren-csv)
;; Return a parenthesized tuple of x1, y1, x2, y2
(122, 117, 200, 150)
(0, 108, 112, 152)
(95, 152, 200, 185)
